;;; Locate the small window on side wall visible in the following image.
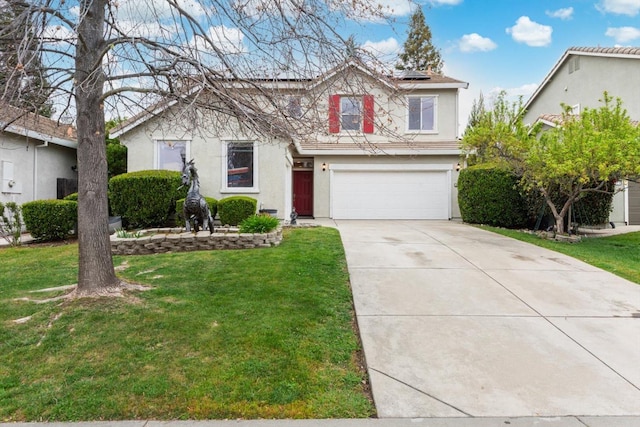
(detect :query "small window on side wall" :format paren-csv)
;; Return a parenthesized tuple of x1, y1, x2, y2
(225, 141, 256, 190)
(157, 140, 188, 171)
(407, 96, 437, 132)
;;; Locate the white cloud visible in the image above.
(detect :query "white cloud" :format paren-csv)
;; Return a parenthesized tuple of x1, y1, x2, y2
(362, 37, 401, 56)
(488, 83, 538, 101)
(596, 0, 640, 16)
(111, 0, 207, 22)
(506, 16, 552, 47)
(546, 7, 574, 20)
(459, 33, 497, 52)
(605, 26, 640, 42)
(190, 25, 246, 55)
(371, 0, 415, 17)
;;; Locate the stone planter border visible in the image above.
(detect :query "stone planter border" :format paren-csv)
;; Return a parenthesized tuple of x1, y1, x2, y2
(110, 226, 282, 255)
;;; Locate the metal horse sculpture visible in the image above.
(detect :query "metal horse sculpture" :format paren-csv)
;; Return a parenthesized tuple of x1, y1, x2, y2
(180, 160, 214, 233)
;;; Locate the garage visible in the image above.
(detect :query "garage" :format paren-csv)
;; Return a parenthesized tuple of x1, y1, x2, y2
(629, 180, 640, 225)
(330, 165, 451, 219)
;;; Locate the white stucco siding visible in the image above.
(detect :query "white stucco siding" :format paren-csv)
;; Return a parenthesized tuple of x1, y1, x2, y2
(1, 133, 76, 204)
(524, 55, 640, 124)
(120, 109, 291, 219)
(311, 72, 462, 144)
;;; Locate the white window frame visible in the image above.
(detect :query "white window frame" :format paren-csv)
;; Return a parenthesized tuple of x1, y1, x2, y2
(154, 140, 190, 171)
(406, 95, 438, 134)
(221, 140, 259, 193)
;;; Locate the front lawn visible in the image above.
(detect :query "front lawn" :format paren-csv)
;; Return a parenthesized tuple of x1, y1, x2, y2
(481, 227, 640, 285)
(0, 227, 374, 421)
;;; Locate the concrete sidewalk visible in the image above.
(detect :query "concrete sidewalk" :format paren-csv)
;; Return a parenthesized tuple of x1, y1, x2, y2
(333, 220, 640, 420)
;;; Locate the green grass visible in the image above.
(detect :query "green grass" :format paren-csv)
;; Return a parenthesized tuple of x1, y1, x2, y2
(481, 227, 640, 285)
(0, 228, 374, 421)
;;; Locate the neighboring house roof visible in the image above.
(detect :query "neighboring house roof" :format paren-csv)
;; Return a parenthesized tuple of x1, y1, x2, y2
(0, 103, 77, 149)
(522, 46, 640, 114)
(533, 112, 640, 131)
(111, 61, 468, 139)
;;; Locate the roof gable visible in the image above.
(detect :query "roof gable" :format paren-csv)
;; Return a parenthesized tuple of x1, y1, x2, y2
(0, 103, 77, 149)
(111, 61, 468, 138)
(523, 46, 640, 113)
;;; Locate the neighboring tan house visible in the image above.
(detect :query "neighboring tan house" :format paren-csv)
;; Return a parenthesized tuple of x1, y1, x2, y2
(112, 61, 468, 220)
(0, 104, 78, 205)
(522, 46, 640, 225)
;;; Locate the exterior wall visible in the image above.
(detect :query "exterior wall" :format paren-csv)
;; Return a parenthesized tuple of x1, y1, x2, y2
(311, 72, 462, 144)
(524, 55, 640, 124)
(122, 109, 292, 219)
(1, 132, 76, 205)
(311, 154, 461, 218)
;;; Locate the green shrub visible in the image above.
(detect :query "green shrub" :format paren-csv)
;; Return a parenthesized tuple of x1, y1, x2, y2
(63, 192, 78, 201)
(22, 199, 77, 241)
(217, 196, 257, 226)
(106, 143, 127, 180)
(458, 164, 528, 228)
(176, 197, 218, 222)
(109, 170, 187, 228)
(239, 214, 280, 233)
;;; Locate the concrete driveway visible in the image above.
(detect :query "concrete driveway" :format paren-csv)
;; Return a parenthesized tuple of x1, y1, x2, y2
(333, 220, 640, 419)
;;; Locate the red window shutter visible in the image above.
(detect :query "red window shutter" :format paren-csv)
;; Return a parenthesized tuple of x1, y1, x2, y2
(363, 94, 374, 134)
(328, 95, 340, 133)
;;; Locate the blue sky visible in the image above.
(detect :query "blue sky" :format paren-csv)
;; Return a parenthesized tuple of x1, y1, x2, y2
(351, 0, 640, 130)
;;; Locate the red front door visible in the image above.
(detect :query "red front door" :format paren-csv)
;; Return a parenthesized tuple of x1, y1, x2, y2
(293, 171, 313, 216)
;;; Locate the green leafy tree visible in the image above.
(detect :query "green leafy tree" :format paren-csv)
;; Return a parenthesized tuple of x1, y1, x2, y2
(0, 1, 54, 117)
(521, 93, 640, 234)
(396, 8, 443, 73)
(461, 91, 535, 169)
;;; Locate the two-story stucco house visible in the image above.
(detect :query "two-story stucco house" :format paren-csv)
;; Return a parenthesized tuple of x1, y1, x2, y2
(113, 61, 468, 220)
(522, 47, 640, 225)
(1, 104, 78, 205)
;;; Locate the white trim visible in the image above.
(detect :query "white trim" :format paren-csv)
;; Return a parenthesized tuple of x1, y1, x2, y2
(1, 124, 77, 149)
(405, 95, 438, 134)
(220, 140, 260, 193)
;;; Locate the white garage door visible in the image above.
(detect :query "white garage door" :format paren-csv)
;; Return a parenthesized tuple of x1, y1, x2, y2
(331, 169, 450, 219)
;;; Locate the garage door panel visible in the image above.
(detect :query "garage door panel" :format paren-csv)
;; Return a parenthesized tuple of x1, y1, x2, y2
(331, 170, 450, 220)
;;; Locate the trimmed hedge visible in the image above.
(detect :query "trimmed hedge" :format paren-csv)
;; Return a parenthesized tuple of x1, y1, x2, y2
(109, 170, 187, 228)
(22, 199, 77, 241)
(458, 164, 528, 228)
(176, 196, 218, 222)
(63, 192, 78, 201)
(218, 196, 257, 226)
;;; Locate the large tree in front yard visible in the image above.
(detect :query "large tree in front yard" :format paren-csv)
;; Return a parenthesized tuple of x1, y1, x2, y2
(0, 0, 391, 297)
(521, 93, 640, 233)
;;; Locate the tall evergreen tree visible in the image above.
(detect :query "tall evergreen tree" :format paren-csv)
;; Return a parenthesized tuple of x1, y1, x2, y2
(0, 0, 54, 117)
(396, 8, 443, 73)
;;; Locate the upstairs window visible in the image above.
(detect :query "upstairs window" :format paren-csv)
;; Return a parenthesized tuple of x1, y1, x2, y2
(329, 94, 374, 134)
(407, 96, 437, 132)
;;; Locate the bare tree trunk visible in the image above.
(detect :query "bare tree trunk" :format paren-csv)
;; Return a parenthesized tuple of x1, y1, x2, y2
(74, 0, 119, 295)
